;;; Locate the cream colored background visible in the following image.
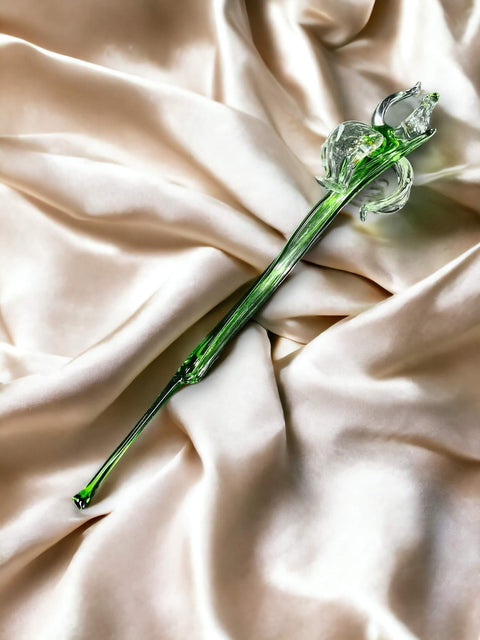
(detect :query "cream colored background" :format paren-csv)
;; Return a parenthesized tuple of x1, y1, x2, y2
(0, 1, 479, 638)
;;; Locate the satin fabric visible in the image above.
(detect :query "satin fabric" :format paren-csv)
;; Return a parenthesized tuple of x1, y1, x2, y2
(0, 1, 479, 638)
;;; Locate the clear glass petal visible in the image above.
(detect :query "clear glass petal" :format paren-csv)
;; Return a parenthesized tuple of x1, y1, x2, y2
(394, 92, 440, 140)
(372, 81, 422, 127)
(318, 121, 384, 193)
(359, 157, 414, 221)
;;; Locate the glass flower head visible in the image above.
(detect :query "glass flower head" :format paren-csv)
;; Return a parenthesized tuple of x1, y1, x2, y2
(317, 81, 439, 220)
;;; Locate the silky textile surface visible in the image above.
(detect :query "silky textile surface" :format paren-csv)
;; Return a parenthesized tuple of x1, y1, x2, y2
(0, 1, 479, 638)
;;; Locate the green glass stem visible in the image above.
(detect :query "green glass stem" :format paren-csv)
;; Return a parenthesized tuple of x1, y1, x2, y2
(73, 118, 436, 509)
(72, 373, 183, 509)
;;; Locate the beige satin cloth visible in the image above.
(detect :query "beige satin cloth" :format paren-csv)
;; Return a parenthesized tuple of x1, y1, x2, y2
(0, 1, 479, 638)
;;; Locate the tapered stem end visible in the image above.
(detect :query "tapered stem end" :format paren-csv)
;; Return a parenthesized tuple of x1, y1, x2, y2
(72, 488, 93, 510)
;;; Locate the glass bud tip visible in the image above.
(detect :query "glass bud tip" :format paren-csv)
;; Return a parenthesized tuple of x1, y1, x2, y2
(394, 91, 439, 140)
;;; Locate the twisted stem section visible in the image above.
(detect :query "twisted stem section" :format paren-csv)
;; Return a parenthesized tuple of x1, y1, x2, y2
(73, 126, 435, 509)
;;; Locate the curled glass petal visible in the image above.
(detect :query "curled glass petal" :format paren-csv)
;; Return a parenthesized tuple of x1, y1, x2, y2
(359, 157, 414, 221)
(317, 121, 384, 193)
(372, 81, 422, 127)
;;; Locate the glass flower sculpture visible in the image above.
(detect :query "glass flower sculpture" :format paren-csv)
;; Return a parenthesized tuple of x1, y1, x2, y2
(73, 82, 438, 509)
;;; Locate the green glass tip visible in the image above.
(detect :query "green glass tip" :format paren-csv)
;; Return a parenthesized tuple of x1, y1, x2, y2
(72, 489, 93, 510)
